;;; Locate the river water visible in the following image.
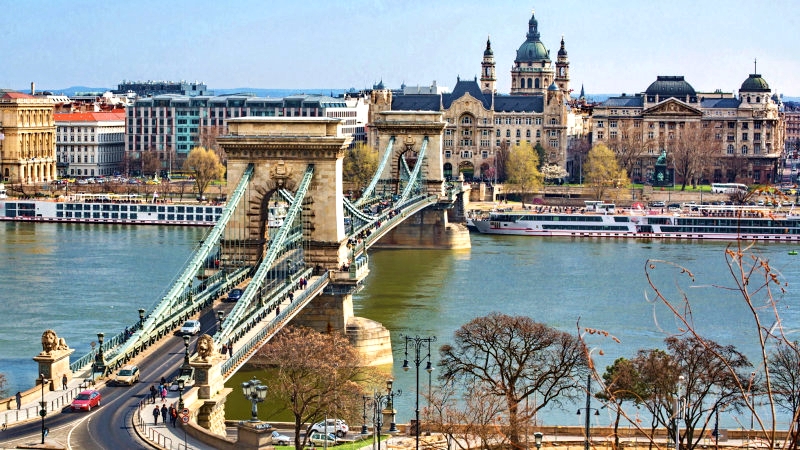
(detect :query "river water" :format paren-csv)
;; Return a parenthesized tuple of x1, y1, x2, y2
(2, 222, 798, 428)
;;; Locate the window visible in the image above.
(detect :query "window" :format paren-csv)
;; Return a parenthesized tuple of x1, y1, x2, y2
(505, 118, 512, 125)
(742, 133, 748, 141)
(742, 123, 749, 130)
(610, 131, 618, 139)
(596, 121, 604, 128)
(754, 133, 761, 141)
(596, 131, 604, 139)
(525, 118, 532, 125)
(754, 143, 761, 154)
(549, 139, 558, 148)
(526, 130, 531, 138)
(516, 129, 521, 138)
(495, 118, 502, 125)
(610, 121, 618, 128)
(648, 132, 655, 139)
(445, 129, 452, 136)
(461, 116, 472, 125)
(506, 130, 511, 137)
(496, 130, 501, 137)
(535, 118, 542, 125)
(741, 145, 748, 155)
(536, 130, 541, 138)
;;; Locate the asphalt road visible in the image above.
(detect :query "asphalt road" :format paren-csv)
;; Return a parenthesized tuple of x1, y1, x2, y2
(0, 303, 229, 449)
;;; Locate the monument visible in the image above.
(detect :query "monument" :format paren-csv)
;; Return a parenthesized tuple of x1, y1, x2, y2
(33, 329, 74, 390)
(653, 150, 672, 187)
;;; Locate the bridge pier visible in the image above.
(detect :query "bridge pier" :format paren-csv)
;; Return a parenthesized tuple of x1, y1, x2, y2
(375, 206, 470, 249)
(292, 292, 393, 366)
(190, 342, 232, 436)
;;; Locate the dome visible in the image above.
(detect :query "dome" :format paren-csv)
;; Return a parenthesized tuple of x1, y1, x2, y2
(515, 11, 550, 63)
(484, 37, 493, 57)
(548, 82, 559, 91)
(558, 37, 567, 57)
(645, 76, 696, 97)
(740, 74, 770, 92)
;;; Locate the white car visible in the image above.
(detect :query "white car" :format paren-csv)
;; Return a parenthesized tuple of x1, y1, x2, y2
(179, 320, 201, 336)
(271, 430, 291, 445)
(310, 419, 349, 437)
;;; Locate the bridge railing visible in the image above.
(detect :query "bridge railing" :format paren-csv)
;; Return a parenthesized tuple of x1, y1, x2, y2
(220, 271, 330, 377)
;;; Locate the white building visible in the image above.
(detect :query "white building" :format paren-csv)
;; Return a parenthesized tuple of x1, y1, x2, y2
(55, 111, 126, 178)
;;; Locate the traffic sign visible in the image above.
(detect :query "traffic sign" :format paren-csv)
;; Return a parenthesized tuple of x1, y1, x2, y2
(182, 408, 189, 416)
(181, 415, 190, 424)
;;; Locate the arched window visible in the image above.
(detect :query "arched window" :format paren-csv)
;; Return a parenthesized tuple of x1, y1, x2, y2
(741, 145, 748, 155)
(527, 78, 532, 89)
(461, 115, 472, 125)
(535, 78, 540, 89)
(727, 144, 734, 154)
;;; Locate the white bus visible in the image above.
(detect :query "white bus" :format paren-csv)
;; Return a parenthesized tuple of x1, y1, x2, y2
(711, 183, 748, 194)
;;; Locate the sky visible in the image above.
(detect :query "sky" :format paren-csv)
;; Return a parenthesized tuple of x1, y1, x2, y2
(3, 0, 800, 97)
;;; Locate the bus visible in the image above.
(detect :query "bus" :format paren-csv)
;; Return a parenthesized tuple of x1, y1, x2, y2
(711, 183, 748, 194)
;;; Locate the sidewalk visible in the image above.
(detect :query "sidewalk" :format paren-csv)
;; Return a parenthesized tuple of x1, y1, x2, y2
(1, 367, 99, 429)
(132, 388, 212, 450)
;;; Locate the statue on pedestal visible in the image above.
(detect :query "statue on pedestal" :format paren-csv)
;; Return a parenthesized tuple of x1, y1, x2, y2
(40, 329, 69, 355)
(653, 150, 671, 187)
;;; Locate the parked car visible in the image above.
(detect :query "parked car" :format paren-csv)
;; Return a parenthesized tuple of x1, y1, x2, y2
(310, 418, 349, 437)
(114, 364, 140, 386)
(649, 201, 666, 207)
(71, 389, 102, 411)
(225, 288, 244, 303)
(271, 430, 291, 445)
(307, 432, 337, 446)
(179, 320, 201, 336)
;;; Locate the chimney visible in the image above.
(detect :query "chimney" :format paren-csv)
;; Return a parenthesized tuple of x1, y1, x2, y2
(31, 82, 35, 96)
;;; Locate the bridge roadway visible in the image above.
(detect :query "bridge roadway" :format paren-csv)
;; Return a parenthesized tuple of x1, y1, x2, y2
(0, 275, 323, 449)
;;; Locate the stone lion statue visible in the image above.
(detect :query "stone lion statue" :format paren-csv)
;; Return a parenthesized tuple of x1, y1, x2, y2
(195, 334, 215, 361)
(41, 329, 69, 354)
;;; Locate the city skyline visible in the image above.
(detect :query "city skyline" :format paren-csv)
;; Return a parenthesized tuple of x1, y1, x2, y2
(3, 0, 799, 97)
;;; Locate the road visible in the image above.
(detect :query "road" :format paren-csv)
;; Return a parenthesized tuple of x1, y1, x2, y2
(0, 303, 229, 449)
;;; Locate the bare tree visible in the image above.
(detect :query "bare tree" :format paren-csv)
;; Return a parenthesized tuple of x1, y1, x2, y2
(439, 313, 586, 448)
(669, 123, 718, 190)
(252, 326, 382, 449)
(606, 122, 643, 180)
(183, 146, 225, 200)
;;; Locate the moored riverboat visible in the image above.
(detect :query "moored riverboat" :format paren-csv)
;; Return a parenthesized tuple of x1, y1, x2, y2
(0, 194, 224, 226)
(472, 205, 800, 241)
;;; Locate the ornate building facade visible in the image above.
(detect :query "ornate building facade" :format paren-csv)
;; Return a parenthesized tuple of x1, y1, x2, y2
(369, 11, 575, 181)
(55, 111, 126, 178)
(591, 72, 785, 185)
(0, 90, 57, 184)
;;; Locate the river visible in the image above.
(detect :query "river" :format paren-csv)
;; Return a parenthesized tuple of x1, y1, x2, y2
(1, 222, 798, 428)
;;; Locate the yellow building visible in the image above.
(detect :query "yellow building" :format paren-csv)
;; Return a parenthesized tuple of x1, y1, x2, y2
(0, 90, 57, 184)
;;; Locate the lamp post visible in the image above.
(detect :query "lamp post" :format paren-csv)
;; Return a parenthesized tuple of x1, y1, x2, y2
(217, 310, 225, 335)
(39, 373, 48, 444)
(183, 334, 191, 366)
(89, 341, 96, 383)
(138, 308, 146, 330)
(401, 334, 436, 450)
(177, 378, 185, 410)
(362, 380, 400, 450)
(95, 332, 105, 376)
(361, 395, 370, 435)
(241, 378, 268, 422)
(386, 379, 402, 433)
(577, 372, 600, 450)
(534, 431, 543, 450)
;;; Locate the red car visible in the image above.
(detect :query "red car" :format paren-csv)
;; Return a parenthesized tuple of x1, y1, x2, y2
(71, 389, 101, 411)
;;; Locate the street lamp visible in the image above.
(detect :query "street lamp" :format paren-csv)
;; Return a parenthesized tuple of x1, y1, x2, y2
(95, 332, 105, 376)
(177, 378, 185, 410)
(89, 341, 96, 383)
(241, 378, 268, 422)
(361, 395, 370, 435)
(534, 431, 543, 450)
(577, 372, 600, 450)
(386, 379, 402, 433)
(39, 373, 48, 444)
(675, 375, 685, 450)
(401, 334, 436, 450)
(183, 334, 191, 366)
(138, 308, 146, 330)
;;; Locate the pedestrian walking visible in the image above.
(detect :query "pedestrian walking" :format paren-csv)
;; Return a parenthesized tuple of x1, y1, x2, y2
(152, 406, 160, 425)
(62, 373, 68, 390)
(150, 385, 157, 403)
(161, 404, 168, 424)
(160, 386, 167, 401)
(220, 343, 227, 356)
(227, 342, 233, 358)
(169, 406, 178, 427)
(15, 392, 21, 410)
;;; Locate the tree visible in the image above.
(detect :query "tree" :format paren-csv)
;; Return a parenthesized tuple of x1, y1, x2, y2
(533, 143, 546, 169)
(505, 142, 542, 206)
(198, 125, 227, 164)
(584, 143, 630, 201)
(632, 348, 680, 448)
(599, 357, 646, 450)
(605, 122, 643, 180)
(252, 326, 382, 449)
(768, 342, 800, 415)
(568, 136, 592, 184)
(439, 313, 586, 448)
(342, 143, 378, 195)
(183, 146, 225, 200)
(669, 123, 718, 190)
(141, 150, 161, 177)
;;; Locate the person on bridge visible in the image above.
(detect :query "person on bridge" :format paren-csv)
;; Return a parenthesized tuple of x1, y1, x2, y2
(227, 342, 233, 358)
(161, 404, 168, 424)
(169, 405, 178, 427)
(149, 385, 157, 403)
(15, 392, 21, 409)
(160, 385, 167, 401)
(152, 406, 160, 425)
(62, 373, 68, 390)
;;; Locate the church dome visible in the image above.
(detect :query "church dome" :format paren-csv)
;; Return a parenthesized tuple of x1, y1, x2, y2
(484, 37, 493, 57)
(548, 82, 559, 91)
(515, 11, 550, 63)
(645, 76, 696, 97)
(740, 74, 770, 92)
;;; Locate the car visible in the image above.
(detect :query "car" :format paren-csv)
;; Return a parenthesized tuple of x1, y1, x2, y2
(114, 364, 140, 386)
(179, 320, 201, 336)
(225, 288, 244, 303)
(71, 389, 101, 411)
(307, 432, 337, 446)
(649, 201, 666, 207)
(170, 366, 195, 391)
(310, 419, 349, 437)
(271, 430, 291, 445)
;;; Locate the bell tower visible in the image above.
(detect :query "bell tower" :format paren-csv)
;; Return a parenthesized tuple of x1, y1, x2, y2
(480, 36, 496, 94)
(555, 35, 570, 96)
